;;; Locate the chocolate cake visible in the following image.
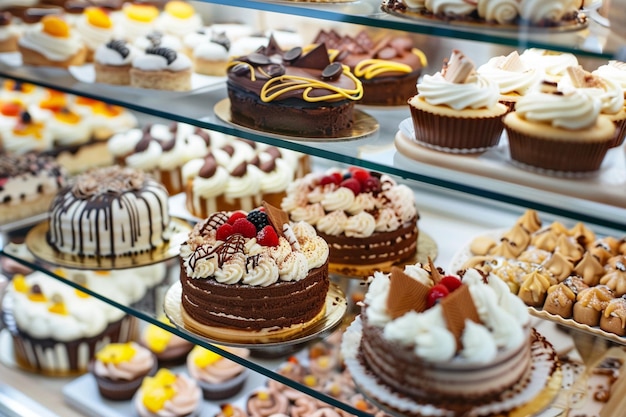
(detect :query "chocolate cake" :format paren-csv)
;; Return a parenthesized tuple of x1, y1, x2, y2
(179, 202, 330, 340)
(47, 165, 170, 257)
(281, 167, 419, 275)
(313, 30, 426, 106)
(226, 36, 363, 137)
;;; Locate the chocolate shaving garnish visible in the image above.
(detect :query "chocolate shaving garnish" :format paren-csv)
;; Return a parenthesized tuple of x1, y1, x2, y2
(160, 138, 176, 152)
(194, 128, 211, 146)
(539, 80, 560, 94)
(230, 161, 248, 177)
(264, 146, 281, 159)
(260, 35, 282, 57)
(106, 39, 130, 59)
(221, 144, 235, 156)
(146, 31, 164, 46)
(231, 63, 250, 76)
(442, 49, 475, 83)
(210, 31, 230, 51)
(321, 62, 343, 81)
(265, 64, 285, 78)
(284, 47, 302, 62)
(248, 155, 260, 167)
(263, 201, 290, 239)
(427, 257, 442, 284)
(376, 47, 397, 60)
(198, 154, 217, 178)
(441, 285, 481, 349)
(134, 133, 152, 153)
(146, 47, 177, 65)
(387, 266, 429, 318)
(292, 43, 331, 70)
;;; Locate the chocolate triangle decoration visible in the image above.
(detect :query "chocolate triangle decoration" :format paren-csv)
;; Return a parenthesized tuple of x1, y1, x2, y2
(387, 266, 430, 319)
(263, 201, 290, 239)
(292, 43, 331, 70)
(261, 35, 283, 57)
(427, 257, 442, 284)
(441, 285, 481, 350)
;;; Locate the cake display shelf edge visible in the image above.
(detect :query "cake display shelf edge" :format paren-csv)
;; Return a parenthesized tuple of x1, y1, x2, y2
(342, 317, 562, 417)
(214, 98, 379, 142)
(25, 217, 192, 270)
(164, 281, 347, 348)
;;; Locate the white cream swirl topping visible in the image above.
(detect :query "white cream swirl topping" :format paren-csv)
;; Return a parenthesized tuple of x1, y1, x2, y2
(18, 23, 84, 62)
(593, 61, 626, 93)
(515, 89, 602, 130)
(477, 56, 540, 95)
(418, 72, 500, 110)
(559, 73, 624, 115)
(477, 0, 520, 23)
(425, 0, 476, 15)
(132, 50, 191, 72)
(519, 0, 579, 23)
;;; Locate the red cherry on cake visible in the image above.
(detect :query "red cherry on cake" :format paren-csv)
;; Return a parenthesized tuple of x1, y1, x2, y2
(426, 284, 449, 308)
(362, 176, 381, 193)
(340, 178, 361, 195)
(216, 223, 233, 241)
(257, 225, 279, 247)
(440, 276, 462, 292)
(231, 218, 257, 238)
(227, 211, 247, 225)
(351, 168, 370, 184)
(320, 175, 336, 186)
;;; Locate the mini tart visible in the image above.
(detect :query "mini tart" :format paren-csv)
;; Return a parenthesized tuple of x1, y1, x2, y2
(130, 47, 192, 91)
(572, 285, 614, 327)
(543, 282, 576, 318)
(18, 15, 87, 68)
(600, 296, 626, 336)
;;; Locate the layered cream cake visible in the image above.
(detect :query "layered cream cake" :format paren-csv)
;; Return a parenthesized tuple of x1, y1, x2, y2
(47, 165, 171, 257)
(179, 202, 330, 340)
(281, 167, 419, 275)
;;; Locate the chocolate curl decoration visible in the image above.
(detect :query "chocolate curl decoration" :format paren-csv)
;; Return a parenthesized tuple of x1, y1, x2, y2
(263, 201, 290, 239)
(386, 266, 430, 319)
(441, 285, 481, 350)
(427, 257, 442, 284)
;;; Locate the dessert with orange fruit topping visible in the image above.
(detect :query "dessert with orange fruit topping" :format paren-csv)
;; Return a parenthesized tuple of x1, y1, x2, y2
(130, 45, 192, 91)
(92, 341, 157, 400)
(0, 11, 20, 53)
(158, 0, 201, 39)
(74, 6, 116, 62)
(0, 97, 24, 130)
(18, 15, 87, 68)
(0, 152, 66, 225)
(0, 79, 46, 105)
(1, 270, 137, 375)
(73, 95, 138, 139)
(0, 110, 52, 154)
(215, 404, 247, 417)
(119, 2, 159, 41)
(133, 368, 202, 417)
(186, 345, 250, 400)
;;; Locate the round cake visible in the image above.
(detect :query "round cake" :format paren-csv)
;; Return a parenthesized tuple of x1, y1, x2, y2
(226, 36, 363, 137)
(179, 202, 330, 341)
(47, 165, 171, 257)
(342, 263, 538, 415)
(281, 167, 419, 275)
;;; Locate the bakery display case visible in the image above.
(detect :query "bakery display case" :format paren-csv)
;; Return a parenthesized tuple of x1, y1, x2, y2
(1, 1, 626, 416)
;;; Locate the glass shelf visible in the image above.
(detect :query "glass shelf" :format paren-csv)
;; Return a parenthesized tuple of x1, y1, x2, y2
(191, 0, 626, 59)
(0, 66, 624, 232)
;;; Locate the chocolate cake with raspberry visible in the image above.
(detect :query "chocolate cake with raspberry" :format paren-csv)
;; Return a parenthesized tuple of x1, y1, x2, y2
(226, 36, 363, 137)
(179, 202, 330, 341)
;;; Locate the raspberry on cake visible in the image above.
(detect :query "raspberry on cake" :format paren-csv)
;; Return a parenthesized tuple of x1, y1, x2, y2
(226, 36, 363, 137)
(313, 29, 427, 106)
(47, 165, 171, 257)
(178, 202, 330, 341)
(281, 167, 419, 276)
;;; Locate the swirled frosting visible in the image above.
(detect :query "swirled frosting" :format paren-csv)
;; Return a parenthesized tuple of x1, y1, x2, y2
(518, 0, 579, 24)
(477, 0, 520, 23)
(425, 0, 476, 15)
(186, 345, 249, 384)
(477, 52, 540, 95)
(93, 342, 154, 381)
(417, 70, 500, 111)
(135, 370, 201, 417)
(593, 61, 626, 95)
(513, 88, 603, 130)
(18, 20, 84, 62)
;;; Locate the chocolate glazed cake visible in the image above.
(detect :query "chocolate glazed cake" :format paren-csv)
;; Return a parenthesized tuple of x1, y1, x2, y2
(47, 166, 170, 257)
(226, 36, 363, 137)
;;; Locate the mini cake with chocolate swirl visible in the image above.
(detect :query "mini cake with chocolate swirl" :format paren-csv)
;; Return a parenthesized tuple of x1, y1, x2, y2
(130, 45, 192, 91)
(47, 165, 171, 257)
(179, 202, 330, 340)
(226, 36, 363, 137)
(281, 167, 419, 276)
(95, 39, 139, 85)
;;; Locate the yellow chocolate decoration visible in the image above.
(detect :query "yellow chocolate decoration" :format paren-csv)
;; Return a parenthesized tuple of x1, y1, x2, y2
(354, 59, 413, 79)
(42, 16, 70, 38)
(141, 369, 177, 412)
(192, 346, 223, 368)
(12, 275, 28, 293)
(54, 109, 81, 125)
(256, 390, 270, 401)
(165, 1, 194, 19)
(13, 120, 44, 139)
(124, 4, 159, 22)
(146, 324, 173, 353)
(39, 95, 67, 112)
(95, 342, 136, 365)
(221, 404, 236, 417)
(48, 294, 68, 315)
(85, 7, 112, 29)
(412, 48, 428, 67)
(260, 68, 363, 103)
(27, 291, 46, 302)
(303, 374, 317, 387)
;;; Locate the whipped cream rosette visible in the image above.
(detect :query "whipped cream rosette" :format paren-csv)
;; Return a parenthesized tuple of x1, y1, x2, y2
(18, 15, 86, 67)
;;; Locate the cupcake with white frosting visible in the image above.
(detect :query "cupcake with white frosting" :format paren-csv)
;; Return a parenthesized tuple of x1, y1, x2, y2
(18, 15, 86, 68)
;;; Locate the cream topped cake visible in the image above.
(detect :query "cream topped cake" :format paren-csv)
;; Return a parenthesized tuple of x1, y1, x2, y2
(18, 15, 87, 67)
(130, 46, 192, 91)
(281, 167, 419, 275)
(179, 202, 330, 340)
(47, 165, 171, 257)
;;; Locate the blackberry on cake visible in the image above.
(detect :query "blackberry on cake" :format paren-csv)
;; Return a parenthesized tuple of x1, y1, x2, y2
(47, 165, 171, 257)
(178, 201, 330, 341)
(281, 167, 419, 276)
(226, 36, 363, 137)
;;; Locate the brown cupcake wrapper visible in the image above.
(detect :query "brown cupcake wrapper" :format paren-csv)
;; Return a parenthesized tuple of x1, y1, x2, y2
(409, 105, 504, 152)
(505, 125, 611, 172)
(92, 357, 158, 401)
(609, 117, 626, 148)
